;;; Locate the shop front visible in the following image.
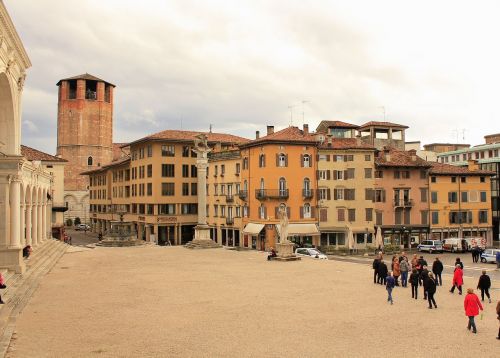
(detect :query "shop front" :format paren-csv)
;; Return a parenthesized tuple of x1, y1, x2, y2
(381, 225, 429, 248)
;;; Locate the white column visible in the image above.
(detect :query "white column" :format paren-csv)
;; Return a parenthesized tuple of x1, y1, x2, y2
(32, 203, 38, 246)
(20, 203, 25, 247)
(0, 180, 11, 247)
(41, 203, 47, 241)
(9, 178, 21, 248)
(37, 202, 43, 244)
(25, 204, 32, 246)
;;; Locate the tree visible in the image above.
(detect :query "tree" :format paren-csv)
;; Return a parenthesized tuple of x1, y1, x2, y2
(66, 218, 73, 227)
(74, 217, 81, 226)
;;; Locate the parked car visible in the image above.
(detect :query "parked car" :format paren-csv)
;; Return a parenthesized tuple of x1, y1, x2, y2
(294, 248, 328, 260)
(442, 238, 467, 253)
(480, 249, 500, 263)
(417, 240, 443, 254)
(75, 224, 90, 231)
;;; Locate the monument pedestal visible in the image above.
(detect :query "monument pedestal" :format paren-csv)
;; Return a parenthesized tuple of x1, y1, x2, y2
(185, 225, 221, 249)
(273, 242, 301, 261)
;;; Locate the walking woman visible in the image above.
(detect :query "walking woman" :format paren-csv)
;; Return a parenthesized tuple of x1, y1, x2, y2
(427, 273, 437, 309)
(393, 258, 401, 286)
(400, 256, 409, 288)
(450, 264, 463, 295)
(409, 268, 419, 300)
(464, 288, 483, 334)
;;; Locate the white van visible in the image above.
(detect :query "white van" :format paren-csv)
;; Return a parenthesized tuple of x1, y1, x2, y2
(442, 238, 467, 253)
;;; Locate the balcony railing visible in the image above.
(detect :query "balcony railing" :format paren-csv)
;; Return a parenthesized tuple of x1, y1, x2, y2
(226, 217, 234, 225)
(255, 189, 289, 200)
(238, 190, 248, 199)
(302, 189, 314, 199)
(225, 195, 234, 203)
(393, 199, 414, 207)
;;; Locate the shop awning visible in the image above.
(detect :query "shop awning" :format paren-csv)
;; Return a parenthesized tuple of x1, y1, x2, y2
(243, 223, 265, 235)
(276, 223, 320, 236)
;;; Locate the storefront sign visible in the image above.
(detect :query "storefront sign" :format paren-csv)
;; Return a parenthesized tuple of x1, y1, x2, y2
(157, 216, 177, 223)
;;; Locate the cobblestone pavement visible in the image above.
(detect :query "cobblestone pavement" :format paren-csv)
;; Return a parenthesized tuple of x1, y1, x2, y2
(7, 247, 500, 357)
(64, 228, 99, 247)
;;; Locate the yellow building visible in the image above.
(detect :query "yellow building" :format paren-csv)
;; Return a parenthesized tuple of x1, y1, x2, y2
(85, 130, 248, 245)
(429, 161, 494, 244)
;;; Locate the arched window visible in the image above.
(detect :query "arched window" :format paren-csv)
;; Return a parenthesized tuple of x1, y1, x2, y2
(279, 177, 287, 196)
(87, 156, 93, 166)
(243, 157, 248, 169)
(278, 153, 286, 167)
(259, 204, 266, 219)
(259, 154, 266, 167)
(303, 154, 311, 167)
(260, 178, 265, 190)
(303, 178, 311, 197)
(303, 203, 311, 219)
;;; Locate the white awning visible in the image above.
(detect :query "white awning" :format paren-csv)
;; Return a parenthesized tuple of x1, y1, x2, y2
(276, 223, 320, 236)
(243, 223, 265, 235)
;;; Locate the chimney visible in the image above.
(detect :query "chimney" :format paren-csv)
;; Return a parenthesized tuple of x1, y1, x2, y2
(303, 123, 309, 134)
(468, 159, 479, 172)
(255, 131, 260, 139)
(267, 126, 274, 135)
(356, 134, 361, 146)
(327, 136, 333, 146)
(408, 149, 417, 161)
(384, 147, 391, 162)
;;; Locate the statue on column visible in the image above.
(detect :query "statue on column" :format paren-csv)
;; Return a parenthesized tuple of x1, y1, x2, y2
(193, 133, 212, 158)
(278, 206, 289, 244)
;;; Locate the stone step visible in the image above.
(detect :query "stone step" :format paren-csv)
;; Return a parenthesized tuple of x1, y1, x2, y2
(184, 239, 222, 249)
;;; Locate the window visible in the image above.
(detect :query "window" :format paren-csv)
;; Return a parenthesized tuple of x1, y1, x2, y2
(374, 189, 386, 202)
(318, 170, 329, 180)
(420, 188, 428, 203)
(375, 170, 383, 178)
(181, 204, 198, 215)
(147, 183, 152, 196)
(221, 165, 225, 175)
(235, 206, 241, 217)
(191, 165, 197, 178)
(147, 145, 153, 157)
(236, 163, 240, 174)
(220, 205, 226, 217)
(365, 154, 371, 161)
(448, 192, 458, 203)
(182, 146, 190, 157)
(480, 191, 487, 202)
(333, 188, 344, 200)
(461, 176, 466, 183)
(162, 164, 175, 177)
(221, 184, 225, 195)
(461, 191, 468, 203)
(479, 210, 488, 223)
(214, 205, 218, 216)
(278, 153, 287, 167)
(332, 170, 343, 180)
(337, 208, 345, 222)
(420, 170, 427, 179)
(364, 168, 372, 179)
(161, 145, 175, 157)
(480, 176, 485, 183)
(431, 191, 438, 203)
(376, 211, 383, 225)
(182, 183, 189, 196)
(431, 176, 436, 183)
(302, 203, 311, 218)
(394, 170, 400, 179)
(365, 208, 373, 221)
(87, 156, 93, 166)
(158, 204, 175, 215)
(318, 188, 330, 200)
(365, 188, 374, 201)
(214, 184, 218, 195)
(191, 183, 197, 196)
(451, 177, 457, 183)
(421, 211, 428, 225)
(259, 154, 266, 167)
(161, 183, 175, 196)
(259, 205, 266, 219)
(302, 154, 311, 167)
(243, 157, 248, 169)
(431, 211, 439, 224)
(147, 164, 152, 178)
(182, 165, 189, 177)
(401, 171, 410, 179)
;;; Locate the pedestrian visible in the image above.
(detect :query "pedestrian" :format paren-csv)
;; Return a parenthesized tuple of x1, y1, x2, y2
(476, 270, 491, 303)
(455, 257, 464, 270)
(411, 254, 419, 271)
(496, 250, 500, 269)
(410, 268, 419, 300)
(464, 288, 483, 334)
(496, 301, 500, 340)
(400, 256, 409, 288)
(386, 271, 395, 305)
(378, 260, 388, 285)
(393, 258, 401, 286)
(420, 265, 430, 299)
(399, 251, 406, 263)
(427, 272, 437, 309)
(0, 272, 6, 304)
(372, 254, 381, 284)
(432, 257, 443, 286)
(267, 247, 277, 261)
(450, 264, 464, 295)
(417, 256, 427, 286)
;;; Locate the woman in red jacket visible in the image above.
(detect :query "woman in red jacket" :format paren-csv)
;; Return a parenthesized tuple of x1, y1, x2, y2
(464, 288, 483, 333)
(450, 264, 463, 295)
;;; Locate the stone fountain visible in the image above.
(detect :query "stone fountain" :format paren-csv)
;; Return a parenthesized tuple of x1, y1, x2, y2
(98, 209, 144, 247)
(274, 206, 300, 261)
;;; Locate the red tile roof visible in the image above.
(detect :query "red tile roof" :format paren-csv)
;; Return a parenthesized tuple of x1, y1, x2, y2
(316, 120, 359, 132)
(318, 138, 375, 150)
(113, 142, 129, 160)
(241, 126, 318, 148)
(128, 130, 250, 147)
(375, 148, 431, 168)
(56, 73, 115, 87)
(360, 121, 409, 129)
(429, 162, 495, 176)
(21, 145, 67, 162)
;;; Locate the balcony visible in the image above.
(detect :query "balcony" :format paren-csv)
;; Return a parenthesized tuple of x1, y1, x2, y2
(393, 199, 414, 207)
(225, 195, 234, 203)
(226, 217, 234, 225)
(302, 189, 314, 199)
(255, 189, 289, 200)
(238, 190, 248, 200)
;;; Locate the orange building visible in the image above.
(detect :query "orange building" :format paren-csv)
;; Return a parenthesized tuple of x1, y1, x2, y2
(239, 125, 319, 250)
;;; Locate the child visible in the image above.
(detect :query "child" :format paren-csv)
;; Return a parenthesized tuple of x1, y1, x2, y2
(386, 271, 395, 305)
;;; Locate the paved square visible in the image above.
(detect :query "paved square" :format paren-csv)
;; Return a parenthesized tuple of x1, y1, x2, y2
(8, 247, 500, 357)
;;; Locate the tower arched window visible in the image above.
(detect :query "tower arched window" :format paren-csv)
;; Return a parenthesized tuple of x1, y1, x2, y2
(278, 153, 287, 167)
(87, 156, 93, 166)
(279, 177, 287, 196)
(259, 154, 266, 167)
(303, 154, 311, 167)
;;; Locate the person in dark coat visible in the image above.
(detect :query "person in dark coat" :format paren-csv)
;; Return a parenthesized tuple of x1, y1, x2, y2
(377, 260, 388, 285)
(372, 255, 381, 284)
(476, 270, 491, 303)
(386, 271, 395, 305)
(455, 257, 464, 270)
(426, 272, 437, 309)
(409, 268, 419, 300)
(420, 265, 430, 299)
(432, 257, 444, 286)
(417, 256, 427, 286)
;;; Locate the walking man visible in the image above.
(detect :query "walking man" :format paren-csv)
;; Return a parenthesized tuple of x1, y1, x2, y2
(432, 257, 443, 286)
(372, 254, 381, 284)
(496, 250, 500, 269)
(420, 265, 430, 299)
(400, 256, 409, 288)
(477, 270, 491, 303)
(378, 260, 388, 285)
(410, 268, 419, 300)
(427, 272, 437, 309)
(386, 271, 395, 305)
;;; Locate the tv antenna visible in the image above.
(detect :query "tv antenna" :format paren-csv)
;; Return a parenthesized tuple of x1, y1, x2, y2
(379, 106, 386, 121)
(288, 104, 297, 126)
(301, 100, 309, 125)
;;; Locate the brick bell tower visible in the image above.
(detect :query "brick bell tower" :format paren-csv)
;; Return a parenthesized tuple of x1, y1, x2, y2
(56, 73, 115, 223)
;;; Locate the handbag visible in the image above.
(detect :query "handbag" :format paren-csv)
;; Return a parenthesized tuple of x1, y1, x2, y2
(0, 284, 6, 289)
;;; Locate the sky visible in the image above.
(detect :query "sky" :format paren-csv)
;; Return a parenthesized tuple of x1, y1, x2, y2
(5, 0, 500, 154)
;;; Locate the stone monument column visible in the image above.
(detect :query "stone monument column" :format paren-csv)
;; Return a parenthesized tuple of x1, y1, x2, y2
(185, 134, 220, 249)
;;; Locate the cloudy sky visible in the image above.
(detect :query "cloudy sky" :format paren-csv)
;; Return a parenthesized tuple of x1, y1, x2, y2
(6, 0, 500, 154)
